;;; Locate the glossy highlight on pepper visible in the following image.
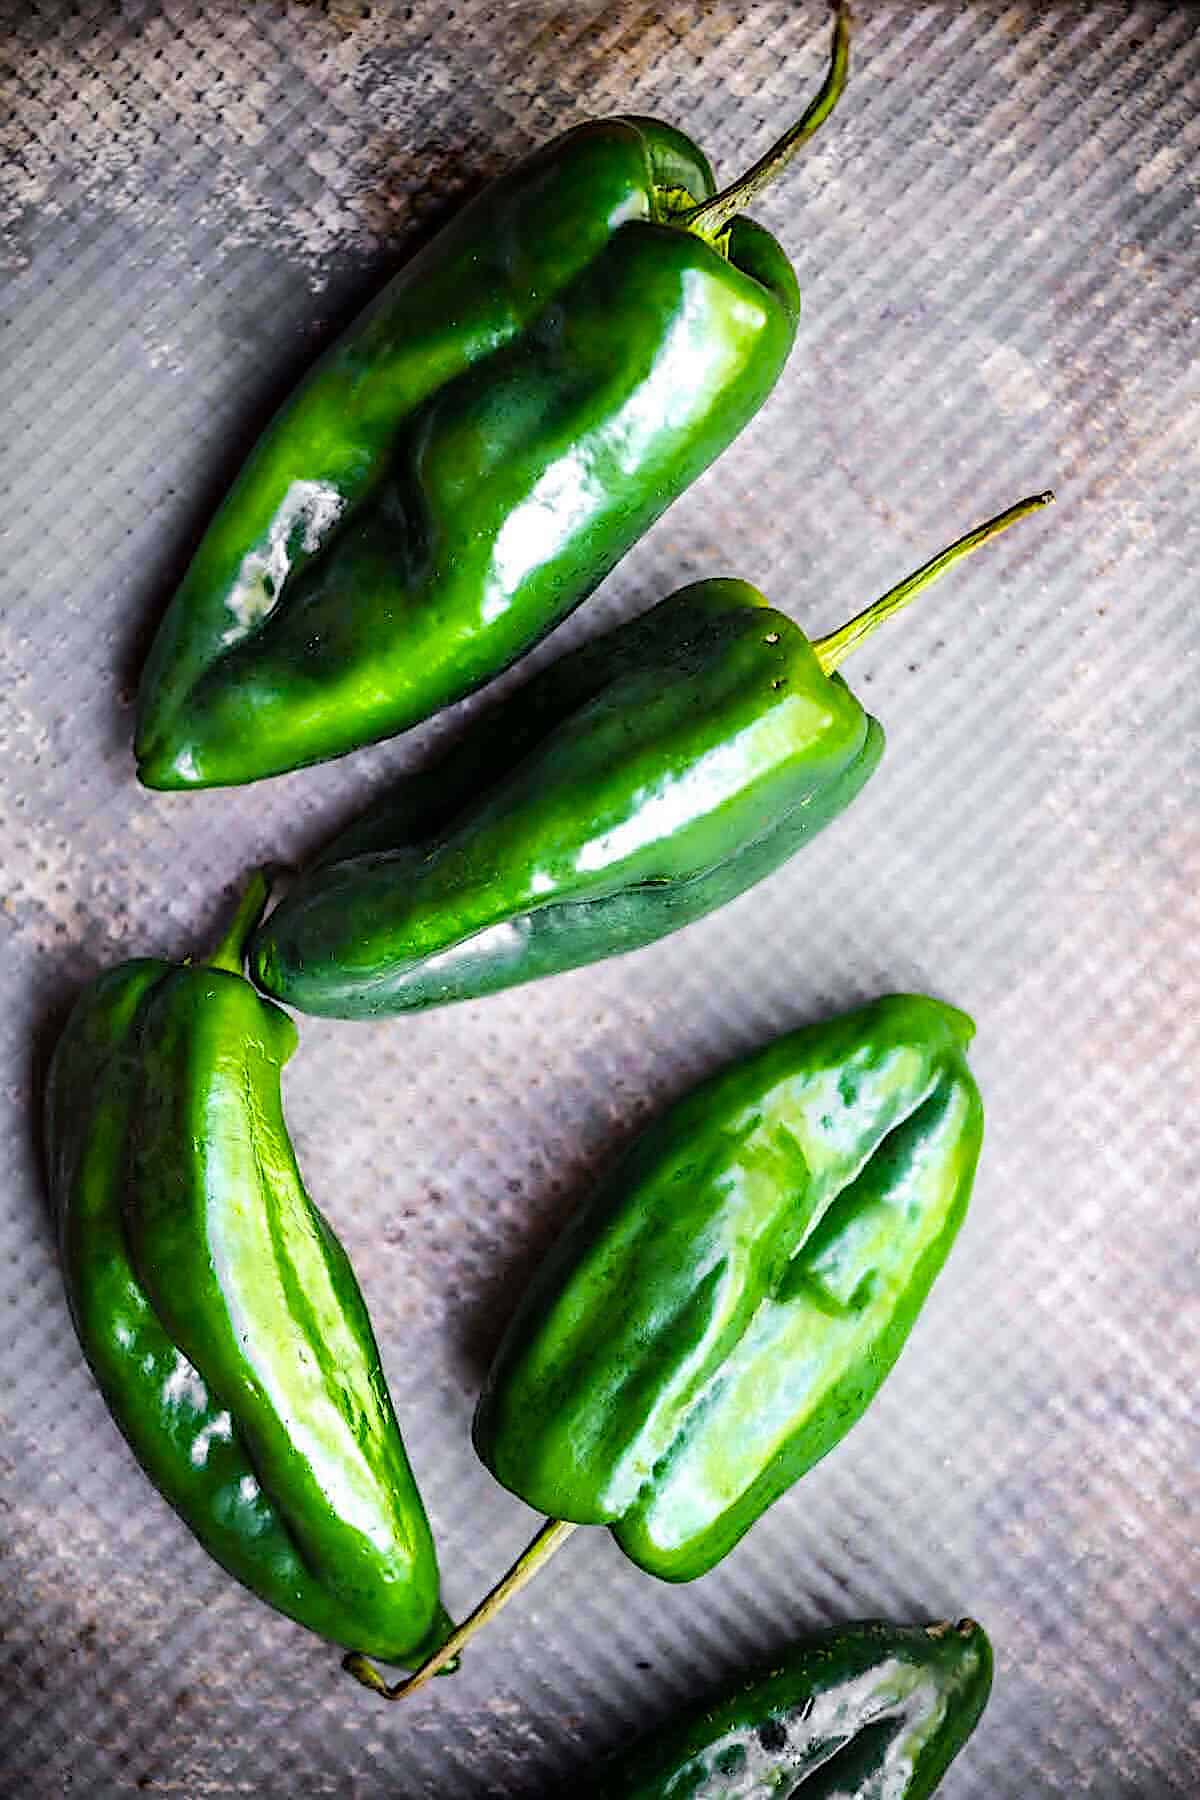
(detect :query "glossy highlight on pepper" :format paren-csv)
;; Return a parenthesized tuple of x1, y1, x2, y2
(250, 493, 1052, 1020)
(572, 1618, 993, 1799)
(134, 8, 850, 789)
(43, 874, 449, 1667)
(358, 993, 983, 1698)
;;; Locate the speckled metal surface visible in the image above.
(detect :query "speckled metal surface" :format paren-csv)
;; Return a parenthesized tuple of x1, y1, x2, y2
(1, 2, 1196, 1795)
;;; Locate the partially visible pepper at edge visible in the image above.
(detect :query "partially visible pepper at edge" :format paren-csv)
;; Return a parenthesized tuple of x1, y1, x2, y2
(570, 1617, 993, 1799)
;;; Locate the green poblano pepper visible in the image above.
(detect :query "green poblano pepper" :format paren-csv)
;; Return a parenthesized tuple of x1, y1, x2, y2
(352, 994, 982, 1699)
(135, 11, 850, 790)
(572, 1618, 993, 1800)
(44, 876, 449, 1668)
(251, 495, 1051, 1019)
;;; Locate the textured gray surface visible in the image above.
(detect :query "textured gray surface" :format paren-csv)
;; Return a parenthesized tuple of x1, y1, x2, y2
(1, 1, 1197, 1795)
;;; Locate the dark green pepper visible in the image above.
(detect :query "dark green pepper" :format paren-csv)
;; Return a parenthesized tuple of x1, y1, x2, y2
(44, 875, 449, 1668)
(573, 1618, 993, 1799)
(134, 10, 849, 789)
(251, 494, 1051, 1018)
(353, 994, 982, 1698)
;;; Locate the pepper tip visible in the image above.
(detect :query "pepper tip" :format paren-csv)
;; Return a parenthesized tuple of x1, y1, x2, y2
(134, 739, 204, 791)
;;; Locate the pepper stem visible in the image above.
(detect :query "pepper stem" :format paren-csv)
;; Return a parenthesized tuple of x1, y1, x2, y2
(344, 1517, 579, 1701)
(812, 491, 1055, 676)
(206, 868, 274, 973)
(679, 1, 851, 243)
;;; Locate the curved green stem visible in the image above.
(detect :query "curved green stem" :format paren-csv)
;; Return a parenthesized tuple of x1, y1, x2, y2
(812, 491, 1055, 676)
(680, 1, 851, 244)
(344, 1517, 579, 1701)
(206, 868, 274, 973)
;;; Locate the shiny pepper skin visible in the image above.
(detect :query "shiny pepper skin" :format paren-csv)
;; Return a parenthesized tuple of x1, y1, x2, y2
(134, 14, 851, 789)
(249, 577, 882, 1017)
(249, 492, 1052, 1019)
(43, 877, 449, 1666)
(572, 1618, 993, 1800)
(474, 995, 983, 1581)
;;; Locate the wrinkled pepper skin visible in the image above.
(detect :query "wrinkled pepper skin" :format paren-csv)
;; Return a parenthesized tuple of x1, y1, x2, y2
(135, 115, 803, 789)
(474, 995, 983, 1581)
(573, 1618, 993, 1800)
(250, 580, 883, 1017)
(44, 884, 448, 1665)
